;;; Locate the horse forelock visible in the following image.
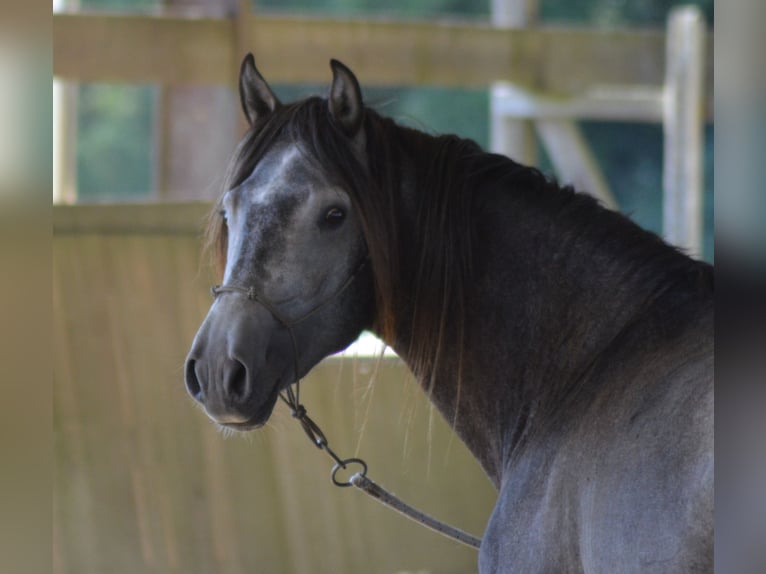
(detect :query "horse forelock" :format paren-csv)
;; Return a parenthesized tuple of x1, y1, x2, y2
(204, 100, 310, 278)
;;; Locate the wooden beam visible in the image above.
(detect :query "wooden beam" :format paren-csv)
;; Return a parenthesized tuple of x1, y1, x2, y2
(490, 84, 664, 122)
(53, 13, 236, 85)
(53, 13, 714, 118)
(53, 202, 212, 235)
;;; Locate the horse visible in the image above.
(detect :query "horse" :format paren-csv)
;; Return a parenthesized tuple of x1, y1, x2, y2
(185, 54, 713, 573)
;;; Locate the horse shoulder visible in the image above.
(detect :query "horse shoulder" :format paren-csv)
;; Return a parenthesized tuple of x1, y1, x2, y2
(572, 317, 713, 573)
(479, 306, 713, 573)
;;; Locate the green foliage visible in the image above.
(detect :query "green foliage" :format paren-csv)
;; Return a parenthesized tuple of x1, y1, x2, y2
(78, 0, 159, 10)
(75, 0, 714, 24)
(256, 0, 486, 18)
(255, 0, 713, 24)
(540, 0, 713, 27)
(76, 84, 154, 201)
(376, 87, 489, 146)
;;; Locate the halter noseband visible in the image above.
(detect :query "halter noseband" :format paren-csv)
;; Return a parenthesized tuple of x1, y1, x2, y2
(209, 255, 369, 411)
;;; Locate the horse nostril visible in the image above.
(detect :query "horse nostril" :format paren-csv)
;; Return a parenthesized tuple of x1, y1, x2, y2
(224, 358, 249, 402)
(185, 359, 204, 403)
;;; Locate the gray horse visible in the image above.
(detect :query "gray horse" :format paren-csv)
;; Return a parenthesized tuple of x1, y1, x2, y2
(185, 55, 713, 573)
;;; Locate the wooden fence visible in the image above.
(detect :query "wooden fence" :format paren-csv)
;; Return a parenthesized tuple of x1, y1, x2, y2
(53, 203, 496, 574)
(53, 10, 713, 254)
(52, 12, 713, 117)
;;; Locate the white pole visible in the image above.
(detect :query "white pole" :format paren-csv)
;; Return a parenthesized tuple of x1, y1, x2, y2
(53, 0, 78, 204)
(663, 6, 705, 257)
(489, 0, 538, 165)
(52, 0, 63, 203)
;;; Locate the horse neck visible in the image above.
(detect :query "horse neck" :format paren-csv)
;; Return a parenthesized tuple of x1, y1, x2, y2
(378, 130, 711, 486)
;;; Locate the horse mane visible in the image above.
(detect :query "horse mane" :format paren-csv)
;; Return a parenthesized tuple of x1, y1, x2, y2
(206, 96, 495, 388)
(206, 95, 711, 394)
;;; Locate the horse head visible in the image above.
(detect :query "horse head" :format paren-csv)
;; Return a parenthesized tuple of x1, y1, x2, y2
(184, 55, 374, 430)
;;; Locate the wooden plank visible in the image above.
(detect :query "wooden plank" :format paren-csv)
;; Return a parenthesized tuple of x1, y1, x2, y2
(53, 202, 212, 235)
(251, 17, 534, 87)
(53, 224, 495, 573)
(53, 13, 236, 85)
(53, 13, 714, 118)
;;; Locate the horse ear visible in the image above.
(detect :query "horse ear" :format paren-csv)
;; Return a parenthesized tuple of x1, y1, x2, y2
(239, 53, 280, 127)
(329, 59, 364, 136)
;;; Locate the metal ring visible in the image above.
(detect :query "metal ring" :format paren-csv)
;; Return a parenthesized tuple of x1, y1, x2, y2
(331, 458, 368, 488)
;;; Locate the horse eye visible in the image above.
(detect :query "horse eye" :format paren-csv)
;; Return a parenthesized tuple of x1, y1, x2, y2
(324, 207, 346, 226)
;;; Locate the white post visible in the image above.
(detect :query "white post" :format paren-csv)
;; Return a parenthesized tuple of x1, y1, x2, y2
(663, 6, 705, 257)
(53, 0, 78, 204)
(489, 0, 538, 165)
(489, 0, 616, 210)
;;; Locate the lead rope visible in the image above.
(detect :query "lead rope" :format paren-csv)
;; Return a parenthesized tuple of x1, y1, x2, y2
(278, 379, 482, 550)
(277, 312, 481, 550)
(212, 257, 481, 550)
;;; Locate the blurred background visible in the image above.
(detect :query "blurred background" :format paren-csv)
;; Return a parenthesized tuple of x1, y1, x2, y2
(53, 0, 715, 260)
(48, 1, 722, 574)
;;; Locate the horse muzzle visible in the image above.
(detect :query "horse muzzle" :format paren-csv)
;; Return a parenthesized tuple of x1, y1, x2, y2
(185, 356, 285, 430)
(184, 301, 285, 429)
